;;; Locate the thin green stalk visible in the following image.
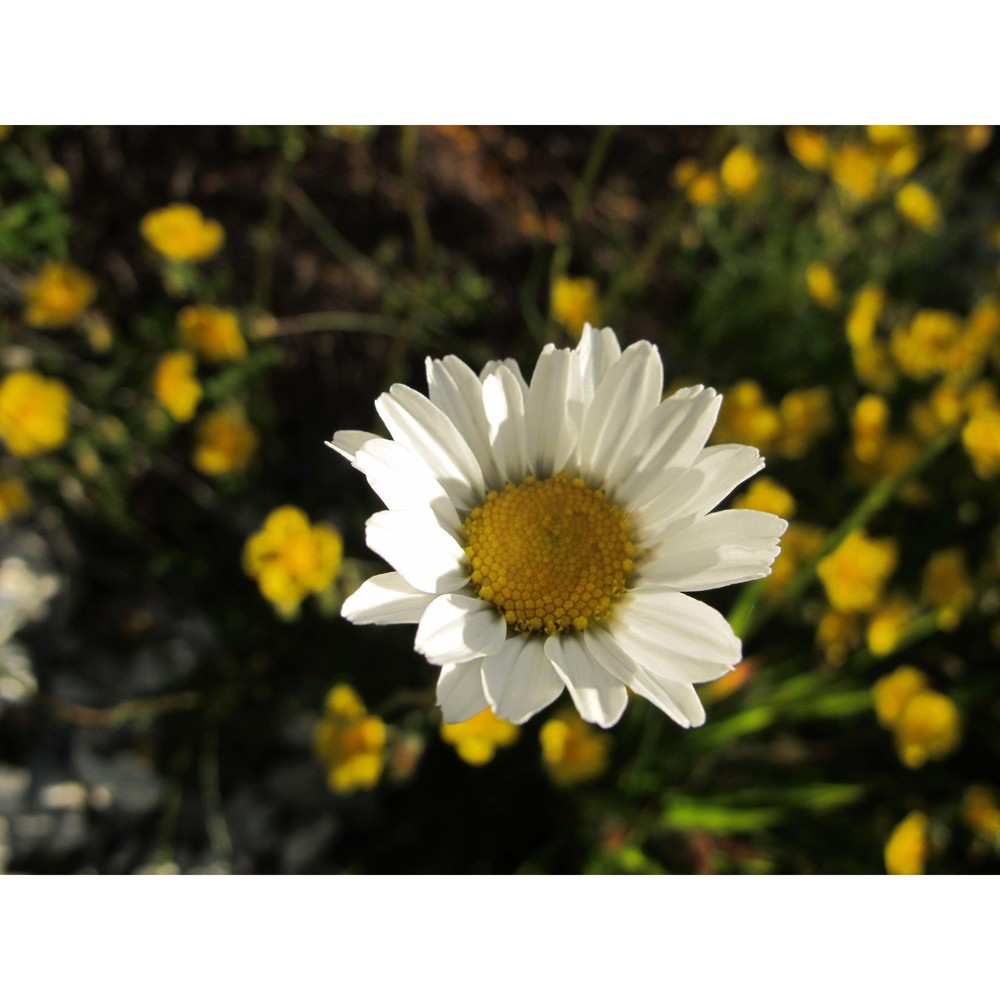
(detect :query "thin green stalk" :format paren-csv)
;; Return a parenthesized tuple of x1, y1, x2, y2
(253, 149, 291, 313)
(604, 199, 683, 313)
(399, 125, 432, 277)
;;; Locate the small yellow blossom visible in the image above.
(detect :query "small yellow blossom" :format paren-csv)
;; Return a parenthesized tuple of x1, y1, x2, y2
(539, 711, 611, 787)
(851, 394, 890, 464)
(0, 371, 72, 457)
(962, 403, 1000, 477)
(686, 170, 721, 206)
(805, 263, 840, 309)
(852, 341, 897, 393)
(153, 351, 202, 423)
(551, 276, 600, 338)
(922, 549, 974, 626)
(873, 666, 929, 729)
(0, 477, 31, 522)
(815, 608, 861, 666)
(440, 708, 519, 766)
(192, 410, 259, 476)
(890, 309, 964, 379)
(960, 126, 992, 152)
(140, 203, 224, 263)
(885, 811, 929, 875)
(963, 786, 1000, 840)
(829, 144, 880, 201)
(23, 262, 96, 328)
(765, 523, 825, 596)
(817, 530, 898, 613)
(713, 380, 782, 451)
(866, 125, 916, 147)
(313, 684, 386, 793)
(720, 145, 761, 199)
(777, 386, 834, 459)
(733, 477, 796, 519)
(785, 127, 828, 171)
(846, 284, 886, 349)
(866, 596, 914, 656)
(910, 379, 971, 440)
(865, 126, 920, 179)
(177, 305, 247, 363)
(895, 182, 942, 234)
(243, 506, 343, 617)
(672, 159, 700, 189)
(894, 690, 961, 768)
(948, 296, 1000, 374)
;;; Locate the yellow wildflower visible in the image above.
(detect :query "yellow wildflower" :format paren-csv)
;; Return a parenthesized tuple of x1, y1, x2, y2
(243, 506, 343, 617)
(910, 379, 969, 440)
(873, 666, 928, 728)
(551, 277, 600, 338)
(192, 410, 259, 476)
(777, 386, 834, 459)
(313, 684, 386, 794)
(922, 549, 974, 627)
(851, 394, 889, 464)
(829, 144, 880, 201)
(713, 380, 782, 451)
(890, 309, 964, 379)
(23, 262, 96, 328)
(866, 596, 914, 656)
(961, 126, 993, 152)
(894, 689, 961, 768)
(817, 530, 897, 613)
(885, 811, 929, 875)
(805, 263, 839, 309)
(815, 608, 860, 666)
(720, 145, 761, 199)
(686, 170, 721, 206)
(177, 305, 247, 363)
(765, 522, 825, 596)
(153, 351, 202, 423)
(852, 341, 897, 393)
(0, 477, 31, 522)
(440, 708, 519, 766)
(672, 159, 699, 188)
(895, 182, 942, 234)
(785, 127, 828, 171)
(846, 284, 886, 349)
(866, 125, 916, 148)
(140, 203, 224, 263)
(539, 710, 611, 787)
(0, 371, 72, 457)
(732, 477, 796, 519)
(866, 125, 920, 179)
(948, 296, 1000, 374)
(962, 403, 1000, 477)
(963, 786, 1000, 840)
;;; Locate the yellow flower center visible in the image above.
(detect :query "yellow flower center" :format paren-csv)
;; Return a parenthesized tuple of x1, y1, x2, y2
(462, 474, 634, 635)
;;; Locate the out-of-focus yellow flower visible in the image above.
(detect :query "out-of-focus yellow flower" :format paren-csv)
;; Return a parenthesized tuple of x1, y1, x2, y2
(962, 403, 1000, 478)
(192, 409, 259, 476)
(895, 182, 942, 234)
(243, 506, 343, 617)
(673, 159, 699, 189)
(867, 125, 916, 147)
(815, 608, 860, 666)
(922, 549, 974, 628)
(910, 381, 964, 441)
(866, 596, 914, 656)
(440, 708, 519, 765)
(865, 125, 920, 178)
(849, 435, 927, 506)
(733, 477, 796, 519)
(829, 144, 880, 201)
(551, 276, 599, 338)
(894, 690, 961, 768)
(153, 351, 202, 423)
(0, 477, 31, 522)
(766, 522, 825, 596)
(313, 684, 386, 793)
(23, 262, 96, 328)
(777, 386, 834, 459)
(851, 394, 889, 464)
(885, 811, 929, 875)
(0, 371, 72, 457)
(720, 145, 761, 199)
(852, 341, 897, 393)
(177, 305, 246, 363)
(873, 666, 928, 728)
(846, 284, 886, 349)
(805, 263, 839, 309)
(890, 309, 964, 379)
(818, 529, 897, 613)
(714, 380, 782, 451)
(0, 126, 11, 142)
(785, 127, 828, 171)
(686, 170, 721, 206)
(963, 786, 1000, 840)
(960, 126, 992, 152)
(540, 710, 611, 787)
(140, 203, 224, 263)
(947, 296, 1000, 375)
(702, 657, 755, 703)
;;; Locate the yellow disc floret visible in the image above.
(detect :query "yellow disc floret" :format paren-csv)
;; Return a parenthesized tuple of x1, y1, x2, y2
(462, 474, 634, 635)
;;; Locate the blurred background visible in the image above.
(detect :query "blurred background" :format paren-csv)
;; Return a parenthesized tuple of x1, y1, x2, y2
(1, 124, 999, 874)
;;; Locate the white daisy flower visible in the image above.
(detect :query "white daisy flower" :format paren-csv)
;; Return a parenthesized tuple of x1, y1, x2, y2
(330, 325, 786, 730)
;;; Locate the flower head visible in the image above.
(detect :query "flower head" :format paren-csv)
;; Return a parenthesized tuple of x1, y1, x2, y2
(0, 477, 31, 522)
(332, 326, 786, 729)
(313, 684, 387, 793)
(0, 371, 71, 457)
(540, 709, 611, 786)
(805, 263, 839, 309)
(243, 506, 343, 617)
(551, 277, 600, 338)
(785, 127, 828, 171)
(177, 305, 247, 363)
(140, 203, 224, 262)
(895, 182, 942, 234)
(192, 409, 259, 476)
(153, 351, 202, 422)
(23, 262, 96, 328)
(885, 811, 929, 875)
(817, 529, 897, 613)
(720, 145, 761, 199)
(440, 707, 519, 765)
(894, 690, 961, 768)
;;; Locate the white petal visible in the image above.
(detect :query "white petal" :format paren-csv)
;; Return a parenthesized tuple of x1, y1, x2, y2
(628, 670, 707, 728)
(354, 438, 462, 537)
(415, 594, 508, 666)
(574, 324, 622, 403)
(375, 384, 485, 512)
(341, 572, 436, 625)
(579, 341, 663, 481)
(481, 358, 529, 396)
(482, 635, 565, 724)
(610, 588, 741, 683)
(544, 632, 628, 728)
(365, 510, 468, 593)
(524, 346, 577, 478)
(426, 355, 502, 488)
(436, 660, 490, 723)
(641, 510, 788, 591)
(328, 430, 382, 469)
(482, 367, 529, 485)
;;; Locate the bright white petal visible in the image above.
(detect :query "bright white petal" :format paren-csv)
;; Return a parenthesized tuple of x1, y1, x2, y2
(415, 594, 508, 666)
(482, 367, 529, 485)
(524, 346, 577, 478)
(375, 384, 485, 512)
(641, 510, 788, 591)
(365, 510, 468, 593)
(628, 670, 707, 728)
(482, 635, 565, 724)
(574, 324, 622, 403)
(544, 632, 628, 728)
(341, 572, 436, 625)
(480, 358, 529, 396)
(436, 660, 490, 723)
(328, 430, 382, 469)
